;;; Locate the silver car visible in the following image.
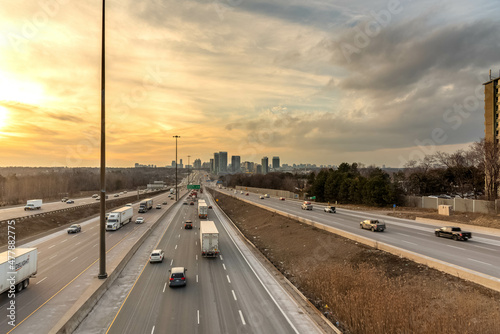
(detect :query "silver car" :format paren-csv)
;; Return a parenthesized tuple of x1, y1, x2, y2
(150, 249, 164, 263)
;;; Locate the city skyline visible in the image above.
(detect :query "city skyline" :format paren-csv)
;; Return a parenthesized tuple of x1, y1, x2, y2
(0, 1, 499, 167)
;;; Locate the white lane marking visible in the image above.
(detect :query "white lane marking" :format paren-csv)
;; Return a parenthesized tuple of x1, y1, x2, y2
(76, 242, 81, 246)
(92, 243, 98, 248)
(220, 255, 223, 261)
(195, 241, 197, 246)
(90, 226, 95, 230)
(467, 258, 493, 266)
(471, 244, 498, 251)
(401, 240, 418, 245)
(239, 310, 246, 325)
(447, 245, 465, 250)
(395, 232, 407, 236)
(227, 275, 231, 284)
(61, 239, 67, 243)
(175, 245, 177, 250)
(151, 326, 155, 334)
(49, 255, 57, 260)
(197, 310, 200, 325)
(36, 277, 47, 285)
(48, 245, 55, 249)
(70, 257, 78, 262)
(196, 255, 198, 261)
(92, 233, 98, 237)
(196, 275, 199, 283)
(163, 283, 167, 292)
(232, 290, 237, 301)
(222, 263, 226, 270)
(170, 259, 173, 266)
(178, 234, 181, 238)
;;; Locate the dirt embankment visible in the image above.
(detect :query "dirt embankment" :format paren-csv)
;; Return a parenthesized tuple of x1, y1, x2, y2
(0, 192, 166, 248)
(210, 190, 500, 334)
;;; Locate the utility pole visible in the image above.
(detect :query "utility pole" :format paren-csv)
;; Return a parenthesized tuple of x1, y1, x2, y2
(98, 0, 107, 280)
(173, 135, 180, 201)
(188, 155, 191, 185)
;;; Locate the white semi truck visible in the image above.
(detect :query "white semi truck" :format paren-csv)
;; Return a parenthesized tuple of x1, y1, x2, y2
(106, 206, 133, 231)
(200, 221, 219, 257)
(24, 199, 42, 211)
(0, 248, 38, 294)
(198, 203, 208, 219)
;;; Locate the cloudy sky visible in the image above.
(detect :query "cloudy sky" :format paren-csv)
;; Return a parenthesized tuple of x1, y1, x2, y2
(0, 0, 499, 168)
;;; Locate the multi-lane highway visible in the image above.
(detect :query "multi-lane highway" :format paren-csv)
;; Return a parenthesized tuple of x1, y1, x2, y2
(104, 185, 321, 334)
(217, 188, 500, 279)
(0, 190, 177, 334)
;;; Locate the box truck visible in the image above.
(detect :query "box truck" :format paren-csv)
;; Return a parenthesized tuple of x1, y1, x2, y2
(106, 206, 133, 231)
(0, 248, 38, 294)
(198, 203, 208, 219)
(24, 199, 42, 211)
(200, 221, 219, 257)
(138, 198, 153, 213)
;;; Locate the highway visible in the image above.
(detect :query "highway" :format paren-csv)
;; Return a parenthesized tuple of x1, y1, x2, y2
(105, 180, 321, 333)
(217, 188, 500, 279)
(0, 190, 176, 334)
(0, 190, 144, 222)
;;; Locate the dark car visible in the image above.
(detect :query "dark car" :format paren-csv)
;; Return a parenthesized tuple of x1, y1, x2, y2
(162, 201, 167, 205)
(169, 267, 187, 287)
(184, 220, 193, 229)
(190, 202, 194, 205)
(208, 205, 212, 209)
(114, 194, 119, 197)
(67, 224, 81, 234)
(66, 200, 75, 204)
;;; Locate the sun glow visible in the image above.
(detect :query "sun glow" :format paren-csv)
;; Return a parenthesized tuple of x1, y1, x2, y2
(0, 106, 9, 130)
(0, 74, 45, 105)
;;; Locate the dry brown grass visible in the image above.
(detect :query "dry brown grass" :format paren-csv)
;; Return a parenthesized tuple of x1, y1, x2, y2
(212, 190, 500, 334)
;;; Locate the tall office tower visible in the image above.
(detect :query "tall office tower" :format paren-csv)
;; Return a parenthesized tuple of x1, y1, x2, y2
(231, 155, 241, 173)
(272, 156, 280, 169)
(261, 156, 269, 174)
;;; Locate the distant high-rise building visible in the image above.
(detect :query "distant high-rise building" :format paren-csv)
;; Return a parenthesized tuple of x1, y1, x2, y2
(272, 156, 280, 169)
(231, 156, 241, 173)
(171, 160, 176, 167)
(214, 153, 219, 174)
(219, 152, 228, 173)
(256, 164, 262, 174)
(484, 71, 500, 145)
(194, 159, 202, 169)
(261, 156, 269, 174)
(210, 158, 214, 173)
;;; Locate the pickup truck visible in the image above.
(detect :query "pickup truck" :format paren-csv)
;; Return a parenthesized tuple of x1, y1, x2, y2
(360, 219, 386, 232)
(434, 226, 472, 241)
(324, 206, 336, 213)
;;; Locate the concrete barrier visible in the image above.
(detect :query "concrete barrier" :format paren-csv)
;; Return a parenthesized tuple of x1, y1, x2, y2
(218, 191, 500, 293)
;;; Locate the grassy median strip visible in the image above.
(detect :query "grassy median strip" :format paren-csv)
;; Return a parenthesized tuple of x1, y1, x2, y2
(210, 189, 500, 334)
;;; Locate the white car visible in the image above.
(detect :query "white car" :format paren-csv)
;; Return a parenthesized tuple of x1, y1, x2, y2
(135, 217, 145, 224)
(150, 249, 164, 263)
(125, 203, 133, 207)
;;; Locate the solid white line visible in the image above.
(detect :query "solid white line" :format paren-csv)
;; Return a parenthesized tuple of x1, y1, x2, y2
(447, 245, 465, 250)
(197, 310, 200, 325)
(196, 275, 199, 283)
(48, 245, 55, 249)
(227, 275, 231, 284)
(36, 277, 47, 285)
(61, 239, 67, 243)
(239, 310, 246, 325)
(151, 326, 155, 334)
(175, 245, 177, 250)
(70, 257, 78, 262)
(467, 258, 493, 266)
(222, 263, 226, 270)
(401, 240, 418, 245)
(232, 290, 237, 301)
(163, 283, 167, 292)
(170, 259, 173, 265)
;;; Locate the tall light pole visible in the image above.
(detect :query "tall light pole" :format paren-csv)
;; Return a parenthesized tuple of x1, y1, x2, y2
(98, 0, 107, 280)
(187, 155, 191, 185)
(173, 135, 180, 201)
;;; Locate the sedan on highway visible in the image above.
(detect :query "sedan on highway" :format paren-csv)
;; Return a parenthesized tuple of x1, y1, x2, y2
(114, 194, 119, 197)
(67, 224, 81, 234)
(150, 249, 164, 263)
(260, 195, 265, 199)
(66, 200, 75, 204)
(168, 267, 187, 287)
(135, 217, 145, 224)
(279, 197, 285, 201)
(156, 204, 162, 209)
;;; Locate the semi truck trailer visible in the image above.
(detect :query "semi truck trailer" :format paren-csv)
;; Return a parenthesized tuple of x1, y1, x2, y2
(0, 248, 38, 294)
(106, 206, 133, 231)
(200, 221, 219, 257)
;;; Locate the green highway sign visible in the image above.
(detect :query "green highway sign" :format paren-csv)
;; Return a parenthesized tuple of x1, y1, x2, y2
(187, 184, 201, 189)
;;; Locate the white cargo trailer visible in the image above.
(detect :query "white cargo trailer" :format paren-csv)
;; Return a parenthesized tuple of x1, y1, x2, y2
(106, 206, 133, 231)
(0, 248, 38, 294)
(24, 199, 42, 211)
(198, 203, 208, 219)
(200, 221, 219, 257)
